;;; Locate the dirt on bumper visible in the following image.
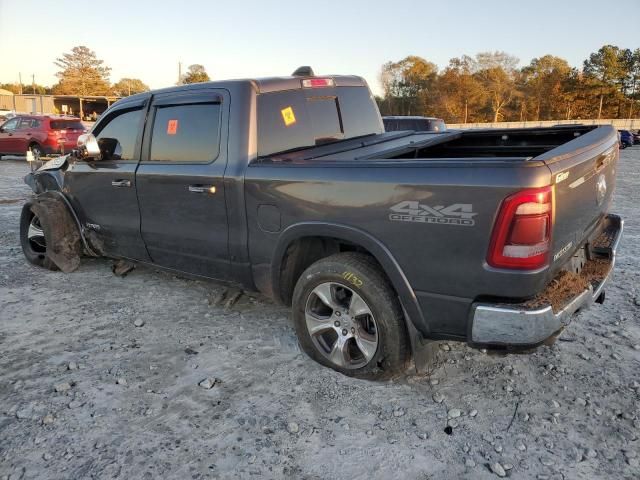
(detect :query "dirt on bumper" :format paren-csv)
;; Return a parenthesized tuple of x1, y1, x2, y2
(470, 214, 623, 346)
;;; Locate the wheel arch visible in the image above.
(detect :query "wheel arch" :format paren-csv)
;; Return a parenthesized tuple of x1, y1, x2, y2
(24, 190, 98, 258)
(270, 222, 428, 336)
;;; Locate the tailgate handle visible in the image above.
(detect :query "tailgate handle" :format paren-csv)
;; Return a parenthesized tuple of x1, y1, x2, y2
(111, 179, 131, 188)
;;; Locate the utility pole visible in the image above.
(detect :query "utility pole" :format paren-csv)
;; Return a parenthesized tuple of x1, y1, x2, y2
(178, 61, 183, 85)
(18, 72, 23, 94)
(32, 74, 35, 94)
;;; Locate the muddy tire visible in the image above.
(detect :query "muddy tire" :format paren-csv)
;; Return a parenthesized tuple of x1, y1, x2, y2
(20, 203, 58, 271)
(291, 252, 409, 380)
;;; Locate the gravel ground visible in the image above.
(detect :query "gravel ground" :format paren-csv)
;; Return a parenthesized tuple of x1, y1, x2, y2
(0, 149, 639, 480)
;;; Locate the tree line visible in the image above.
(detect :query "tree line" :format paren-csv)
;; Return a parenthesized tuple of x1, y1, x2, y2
(377, 45, 640, 122)
(0, 46, 211, 98)
(3, 44, 638, 122)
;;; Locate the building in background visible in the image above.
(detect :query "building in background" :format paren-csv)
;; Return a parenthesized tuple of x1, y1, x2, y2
(0, 92, 120, 120)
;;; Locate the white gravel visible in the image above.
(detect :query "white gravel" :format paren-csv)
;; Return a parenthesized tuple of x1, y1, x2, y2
(1, 148, 639, 479)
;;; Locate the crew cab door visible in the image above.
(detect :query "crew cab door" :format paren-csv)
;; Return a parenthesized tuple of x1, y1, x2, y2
(135, 89, 230, 279)
(64, 98, 151, 261)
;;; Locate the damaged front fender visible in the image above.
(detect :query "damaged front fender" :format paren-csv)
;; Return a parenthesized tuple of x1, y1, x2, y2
(24, 169, 65, 195)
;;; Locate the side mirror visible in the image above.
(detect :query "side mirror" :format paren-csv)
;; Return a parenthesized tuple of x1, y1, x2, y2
(77, 133, 101, 160)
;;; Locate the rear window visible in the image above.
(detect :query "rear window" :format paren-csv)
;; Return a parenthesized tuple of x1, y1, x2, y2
(257, 86, 382, 157)
(50, 120, 84, 130)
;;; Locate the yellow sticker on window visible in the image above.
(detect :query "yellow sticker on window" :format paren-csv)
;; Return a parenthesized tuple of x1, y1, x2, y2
(281, 106, 296, 126)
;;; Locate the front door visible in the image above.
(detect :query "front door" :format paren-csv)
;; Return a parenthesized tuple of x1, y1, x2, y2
(135, 88, 230, 280)
(64, 98, 151, 261)
(0, 118, 20, 153)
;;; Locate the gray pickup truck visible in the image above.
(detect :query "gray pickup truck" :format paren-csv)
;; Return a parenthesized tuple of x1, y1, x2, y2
(21, 69, 623, 379)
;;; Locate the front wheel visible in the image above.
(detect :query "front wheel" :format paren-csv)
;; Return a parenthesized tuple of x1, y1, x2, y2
(20, 204, 57, 270)
(291, 252, 408, 379)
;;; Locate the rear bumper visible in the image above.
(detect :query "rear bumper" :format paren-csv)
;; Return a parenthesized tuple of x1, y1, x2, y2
(469, 214, 623, 346)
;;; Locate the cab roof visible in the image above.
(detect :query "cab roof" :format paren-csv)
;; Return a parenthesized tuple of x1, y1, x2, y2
(121, 74, 368, 104)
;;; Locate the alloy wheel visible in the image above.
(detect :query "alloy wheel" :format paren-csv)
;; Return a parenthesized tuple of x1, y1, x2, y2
(27, 215, 46, 253)
(304, 282, 379, 369)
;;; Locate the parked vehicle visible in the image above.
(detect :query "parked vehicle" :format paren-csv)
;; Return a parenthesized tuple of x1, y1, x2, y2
(21, 70, 622, 379)
(383, 116, 446, 132)
(618, 130, 634, 148)
(0, 115, 85, 158)
(632, 130, 640, 145)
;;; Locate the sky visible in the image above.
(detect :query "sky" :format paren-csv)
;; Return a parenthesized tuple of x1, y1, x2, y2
(1, 0, 638, 96)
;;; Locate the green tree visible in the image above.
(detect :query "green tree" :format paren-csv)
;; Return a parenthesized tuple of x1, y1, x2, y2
(182, 64, 210, 84)
(112, 78, 150, 96)
(521, 55, 573, 120)
(474, 52, 519, 122)
(379, 56, 437, 115)
(434, 55, 485, 123)
(583, 45, 628, 118)
(0, 83, 51, 95)
(53, 46, 111, 96)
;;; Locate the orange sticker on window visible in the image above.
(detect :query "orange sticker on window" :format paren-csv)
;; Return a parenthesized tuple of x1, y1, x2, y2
(167, 119, 178, 135)
(280, 106, 296, 126)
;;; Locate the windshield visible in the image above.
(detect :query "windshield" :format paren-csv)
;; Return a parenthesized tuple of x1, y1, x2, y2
(257, 86, 383, 157)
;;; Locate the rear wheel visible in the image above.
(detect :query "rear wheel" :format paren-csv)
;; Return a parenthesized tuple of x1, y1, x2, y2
(291, 252, 408, 379)
(20, 204, 57, 270)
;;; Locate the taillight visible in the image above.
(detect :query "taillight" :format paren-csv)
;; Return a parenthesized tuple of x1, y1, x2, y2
(301, 78, 335, 88)
(487, 186, 554, 270)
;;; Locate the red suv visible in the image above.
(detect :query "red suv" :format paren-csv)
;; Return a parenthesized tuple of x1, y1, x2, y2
(0, 115, 85, 158)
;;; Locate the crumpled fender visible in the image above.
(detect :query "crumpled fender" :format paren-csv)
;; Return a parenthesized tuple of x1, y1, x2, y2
(28, 192, 83, 273)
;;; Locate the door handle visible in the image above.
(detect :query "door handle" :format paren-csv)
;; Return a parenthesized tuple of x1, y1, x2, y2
(188, 185, 216, 194)
(111, 179, 132, 188)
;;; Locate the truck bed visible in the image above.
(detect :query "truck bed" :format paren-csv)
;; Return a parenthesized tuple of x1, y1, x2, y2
(246, 124, 619, 340)
(261, 125, 599, 163)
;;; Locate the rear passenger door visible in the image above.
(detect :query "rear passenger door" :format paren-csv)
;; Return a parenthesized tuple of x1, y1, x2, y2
(135, 89, 230, 280)
(15, 117, 35, 153)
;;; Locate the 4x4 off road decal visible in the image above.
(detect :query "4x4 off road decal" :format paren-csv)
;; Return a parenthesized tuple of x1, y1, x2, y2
(389, 201, 477, 227)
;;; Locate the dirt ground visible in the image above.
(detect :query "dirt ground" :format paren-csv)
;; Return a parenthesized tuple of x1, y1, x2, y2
(0, 149, 639, 480)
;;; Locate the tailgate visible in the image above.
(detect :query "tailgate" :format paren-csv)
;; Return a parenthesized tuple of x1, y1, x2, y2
(536, 125, 619, 270)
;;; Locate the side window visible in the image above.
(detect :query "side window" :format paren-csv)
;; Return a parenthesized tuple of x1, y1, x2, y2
(94, 108, 142, 161)
(149, 103, 221, 162)
(18, 119, 33, 129)
(2, 118, 19, 131)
